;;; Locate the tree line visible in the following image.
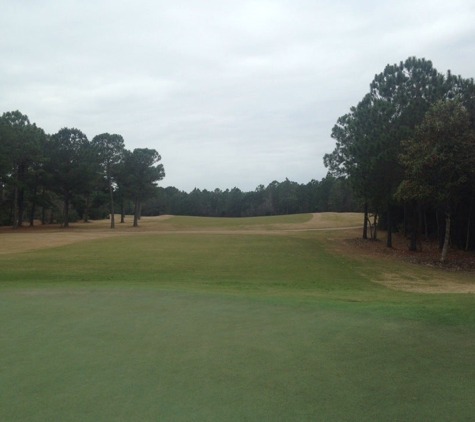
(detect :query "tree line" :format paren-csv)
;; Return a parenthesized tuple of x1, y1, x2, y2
(0, 110, 358, 229)
(141, 175, 357, 218)
(324, 57, 475, 260)
(0, 112, 164, 228)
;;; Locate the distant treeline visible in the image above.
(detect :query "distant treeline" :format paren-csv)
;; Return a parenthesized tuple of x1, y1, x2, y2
(141, 175, 358, 217)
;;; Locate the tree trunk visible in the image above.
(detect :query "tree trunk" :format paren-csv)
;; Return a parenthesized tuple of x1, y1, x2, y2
(363, 202, 368, 239)
(40, 188, 47, 225)
(15, 163, 27, 227)
(63, 196, 70, 227)
(372, 214, 378, 240)
(403, 202, 407, 238)
(84, 194, 90, 223)
(409, 200, 418, 252)
(29, 195, 36, 226)
(466, 200, 472, 251)
(466, 216, 471, 251)
(423, 206, 428, 238)
(386, 203, 392, 248)
(12, 165, 19, 229)
(121, 204, 125, 223)
(29, 177, 39, 226)
(108, 172, 115, 229)
(441, 212, 451, 262)
(436, 210, 444, 250)
(0, 177, 3, 224)
(133, 197, 139, 227)
(18, 187, 25, 227)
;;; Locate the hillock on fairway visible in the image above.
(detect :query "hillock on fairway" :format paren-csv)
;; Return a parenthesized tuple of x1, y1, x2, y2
(1, 213, 475, 421)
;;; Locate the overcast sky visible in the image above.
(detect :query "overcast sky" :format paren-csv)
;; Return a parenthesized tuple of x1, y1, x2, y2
(1, 0, 474, 192)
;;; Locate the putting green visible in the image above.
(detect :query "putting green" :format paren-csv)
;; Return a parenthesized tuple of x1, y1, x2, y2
(2, 286, 475, 422)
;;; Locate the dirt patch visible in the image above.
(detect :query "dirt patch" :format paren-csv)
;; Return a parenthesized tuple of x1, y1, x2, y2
(337, 233, 475, 293)
(345, 235, 475, 272)
(309, 213, 323, 226)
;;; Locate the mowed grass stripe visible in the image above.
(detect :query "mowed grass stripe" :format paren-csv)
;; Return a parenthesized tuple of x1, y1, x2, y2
(0, 233, 372, 289)
(1, 232, 474, 326)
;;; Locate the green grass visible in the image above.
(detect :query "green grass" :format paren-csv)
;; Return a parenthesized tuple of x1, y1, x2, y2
(1, 225, 475, 421)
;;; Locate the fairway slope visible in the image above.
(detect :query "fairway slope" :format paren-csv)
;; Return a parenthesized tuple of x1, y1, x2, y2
(0, 213, 362, 255)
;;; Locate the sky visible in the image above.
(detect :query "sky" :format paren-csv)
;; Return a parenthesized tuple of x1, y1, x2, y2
(1, 0, 474, 192)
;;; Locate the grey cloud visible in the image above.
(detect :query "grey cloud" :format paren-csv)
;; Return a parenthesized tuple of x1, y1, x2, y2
(1, 0, 474, 191)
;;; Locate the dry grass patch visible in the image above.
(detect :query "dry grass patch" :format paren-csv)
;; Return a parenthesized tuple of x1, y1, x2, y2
(0, 215, 176, 255)
(322, 230, 475, 294)
(373, 272, 475, 293)
(0, 213, 364, 255)
(268, 212, 363, 231)
(0, 231, 120, 255)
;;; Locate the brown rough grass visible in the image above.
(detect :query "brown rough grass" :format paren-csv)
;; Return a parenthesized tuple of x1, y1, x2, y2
(326, 230, 475, 294)
(0, 213, 362, 254)
(373, 272, 475, 293)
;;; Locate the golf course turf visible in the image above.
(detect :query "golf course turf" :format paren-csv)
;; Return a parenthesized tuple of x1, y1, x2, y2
(1, 214, 474, 421)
